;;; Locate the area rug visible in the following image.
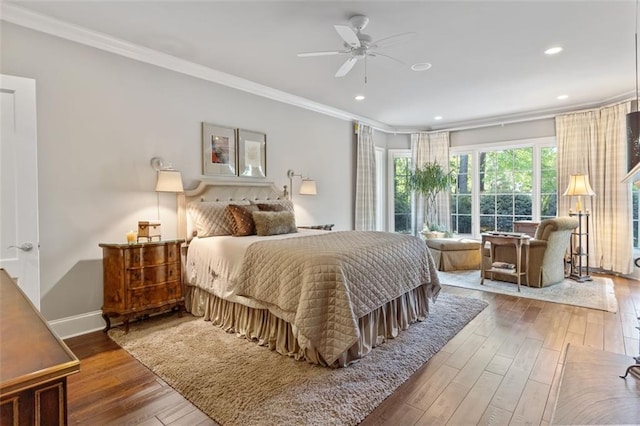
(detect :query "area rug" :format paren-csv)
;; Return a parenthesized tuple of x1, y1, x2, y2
(438, 270, 617, 313)
(108, 293, 487, 426)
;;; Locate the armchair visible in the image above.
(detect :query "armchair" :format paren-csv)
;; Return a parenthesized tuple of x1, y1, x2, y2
(483, 217, 579, 288)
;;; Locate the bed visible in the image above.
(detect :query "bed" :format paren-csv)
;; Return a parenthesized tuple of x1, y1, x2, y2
(177, 179, 441, 367)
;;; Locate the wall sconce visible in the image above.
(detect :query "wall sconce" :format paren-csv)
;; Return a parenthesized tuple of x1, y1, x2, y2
(563, 174, 595, 212)
(155, 170, 184, 192)
(286, 169, 317, 200)
(151, 157, 184, 220)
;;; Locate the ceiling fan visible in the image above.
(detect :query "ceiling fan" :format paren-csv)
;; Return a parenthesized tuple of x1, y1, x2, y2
(297, 15, 414, 81)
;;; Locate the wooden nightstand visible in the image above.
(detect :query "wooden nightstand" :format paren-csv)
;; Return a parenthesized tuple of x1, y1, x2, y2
(99, 239, 185, 332)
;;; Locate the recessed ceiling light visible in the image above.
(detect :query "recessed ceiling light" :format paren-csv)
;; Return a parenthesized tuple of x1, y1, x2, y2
(355, 95, 365, 101)
(545, 46, 563, 55)
(411, 62, 432, 72)
(557, 94, 569, 100)
(434, 116, 443, 120)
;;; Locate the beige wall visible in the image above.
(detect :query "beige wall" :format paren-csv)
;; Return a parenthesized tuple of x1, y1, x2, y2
(377, 118, 557, 151)
(0, 21, 563, 324)
(450, 118, 556, 147)
(2, 23, 355, 321)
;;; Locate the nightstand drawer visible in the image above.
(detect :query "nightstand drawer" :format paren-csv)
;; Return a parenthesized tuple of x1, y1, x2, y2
(125, 244, 179, 267)
(127, 280, 181, 308)
(127, 263, 180, 288)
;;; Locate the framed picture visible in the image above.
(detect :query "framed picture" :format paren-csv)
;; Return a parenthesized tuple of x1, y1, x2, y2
(202, 122, 237, 176)
(237, 129, 267, 178)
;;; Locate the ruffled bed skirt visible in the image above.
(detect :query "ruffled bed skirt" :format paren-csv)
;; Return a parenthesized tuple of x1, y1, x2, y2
(185, 283, 434, 367)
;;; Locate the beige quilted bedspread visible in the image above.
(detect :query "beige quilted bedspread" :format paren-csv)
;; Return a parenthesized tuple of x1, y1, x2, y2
(235, 231, 440, 365)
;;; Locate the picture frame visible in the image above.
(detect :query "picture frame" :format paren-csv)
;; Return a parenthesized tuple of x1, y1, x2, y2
(202, 122, 237, 176)
(237, 129, 267, 178)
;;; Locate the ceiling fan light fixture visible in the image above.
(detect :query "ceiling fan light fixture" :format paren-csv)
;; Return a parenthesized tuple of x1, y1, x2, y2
(544, 46, 563, 55)
(297, 15, 414, 80)
(349, 15, 370, 32)
(411, 62, 432, 72)
(355, 95, 365, 101)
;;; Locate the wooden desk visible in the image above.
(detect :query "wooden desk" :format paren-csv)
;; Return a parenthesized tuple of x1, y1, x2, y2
(481, 233, 530, 292)
(0, 268, 80, 425)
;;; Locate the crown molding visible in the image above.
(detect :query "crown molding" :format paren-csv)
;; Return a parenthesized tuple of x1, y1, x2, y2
(424, 91, 635, 133)
(2, 4, 632, 136)
(1, 3, 396, 133)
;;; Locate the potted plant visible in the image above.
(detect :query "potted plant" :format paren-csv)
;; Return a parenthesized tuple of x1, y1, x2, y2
(421, 223, 451, 239)
(407, 161, 455, 239)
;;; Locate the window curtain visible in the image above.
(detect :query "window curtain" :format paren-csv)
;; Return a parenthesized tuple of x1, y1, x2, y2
(355, 123, 377, 231)
(555, 102, 633, 274)
(411, 132, 450, 236)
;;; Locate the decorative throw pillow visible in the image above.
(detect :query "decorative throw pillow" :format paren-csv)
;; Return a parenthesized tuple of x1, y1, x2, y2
(226, 204, 259, 236)
(252, 211, 298, 236)
(256, 203, 285, 212)
(254, 199, 295, 213)
(187, 201, 249, 237)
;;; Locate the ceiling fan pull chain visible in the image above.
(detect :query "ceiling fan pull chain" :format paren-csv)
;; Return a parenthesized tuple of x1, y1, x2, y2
(365, 55, 368, 84)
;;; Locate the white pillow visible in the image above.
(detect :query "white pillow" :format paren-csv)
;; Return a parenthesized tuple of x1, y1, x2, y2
(187, 201, 250, 237)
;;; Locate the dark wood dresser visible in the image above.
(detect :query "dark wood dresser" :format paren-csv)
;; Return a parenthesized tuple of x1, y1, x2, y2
(0, 268, 80, 425)
(99, 240, 185, 332)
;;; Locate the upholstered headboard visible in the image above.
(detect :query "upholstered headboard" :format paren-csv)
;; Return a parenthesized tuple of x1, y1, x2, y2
(177, 179, 287, 240)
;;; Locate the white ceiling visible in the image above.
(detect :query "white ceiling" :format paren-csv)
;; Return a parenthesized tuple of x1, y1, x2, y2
(4, 1, 636, 131)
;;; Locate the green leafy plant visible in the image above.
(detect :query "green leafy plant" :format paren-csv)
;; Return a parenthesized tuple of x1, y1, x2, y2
(408, 161, 455, 230)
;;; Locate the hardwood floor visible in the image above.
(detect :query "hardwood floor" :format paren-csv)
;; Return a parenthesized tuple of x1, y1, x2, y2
(65, 327, 216, 425)
(552, 345, 640, 424)
(64, 274, 640, 425)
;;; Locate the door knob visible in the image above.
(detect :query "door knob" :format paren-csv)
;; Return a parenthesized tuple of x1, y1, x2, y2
(7, 242, 34, 252)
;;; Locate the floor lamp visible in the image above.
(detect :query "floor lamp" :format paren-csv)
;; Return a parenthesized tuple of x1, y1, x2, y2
(563, 174, 595, 212)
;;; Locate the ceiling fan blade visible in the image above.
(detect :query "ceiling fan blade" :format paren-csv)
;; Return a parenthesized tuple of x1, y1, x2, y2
(334, 24, 360, 48)
(297, 50, 349, 57)
(371, 32, 416, 49)
(369, 51, 406, 65)
(335, 56, 358, 77)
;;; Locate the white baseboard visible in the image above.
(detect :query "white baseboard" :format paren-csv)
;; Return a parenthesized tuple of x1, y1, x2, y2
(49, 310, 106, 339)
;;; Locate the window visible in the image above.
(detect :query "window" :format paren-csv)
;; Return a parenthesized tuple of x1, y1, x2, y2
(479, 147, 534, 232)
(450, 154, 472, 234)
(387, 138, 556, 237)
(450, 137, 557, 236)
(540, 146, 558, 221)
(375, 147, 385, 231)
(388, 150, 412, 233)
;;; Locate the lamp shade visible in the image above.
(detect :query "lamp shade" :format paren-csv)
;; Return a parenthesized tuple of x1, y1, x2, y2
(563, 174, 595, 197)
(299, 179, 317, 195)
(155, 170, 184, 192)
